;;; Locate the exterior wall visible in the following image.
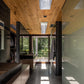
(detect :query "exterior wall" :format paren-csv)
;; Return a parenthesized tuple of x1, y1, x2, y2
(0, 0, 10, 62)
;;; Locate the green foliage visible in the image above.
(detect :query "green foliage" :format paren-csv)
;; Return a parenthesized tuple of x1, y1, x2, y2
(38, 38, 48, 57)
(33, 38, 36, 53)
(20, 36, 29, 54)
(20, 37, 48, 57)
(38, 38, 48, 50)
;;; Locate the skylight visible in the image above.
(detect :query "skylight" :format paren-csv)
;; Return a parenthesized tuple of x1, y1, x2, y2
(39, 0, 52, 10)
(41, 22, 48, 34)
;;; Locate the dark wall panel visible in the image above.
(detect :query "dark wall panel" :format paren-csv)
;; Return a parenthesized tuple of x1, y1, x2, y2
(0, 0, 10, 62)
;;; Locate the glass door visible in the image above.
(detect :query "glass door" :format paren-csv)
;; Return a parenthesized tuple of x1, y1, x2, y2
(33, 36, 48, 62)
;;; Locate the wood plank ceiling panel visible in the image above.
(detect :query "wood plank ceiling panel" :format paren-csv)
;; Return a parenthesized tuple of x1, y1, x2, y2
(62, 0, 84, 34)
(3, 0, 65, 34)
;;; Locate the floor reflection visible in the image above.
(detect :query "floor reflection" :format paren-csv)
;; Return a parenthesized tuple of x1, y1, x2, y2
(41, 76, 50, 84)
(41, 76, 49, 80)
(69, 81, 79, 84)
(65, 76, 79, 84)
(41, 63, 47, 69)
(62, 62, 81, 84)
(65, 77, 75, 81)
(27, 63, 62, 84)
(40, 81, 50, 84)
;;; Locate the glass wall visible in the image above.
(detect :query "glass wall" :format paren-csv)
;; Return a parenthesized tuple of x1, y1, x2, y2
(33, 36, 48, 62)
(20, 36, 29, 54)
(62, 0, 84, 83)
(38, 38, 48, 57)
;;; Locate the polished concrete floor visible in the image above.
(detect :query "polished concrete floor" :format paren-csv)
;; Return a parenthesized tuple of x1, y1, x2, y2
(62, 62, 81, 84)
(34, 57, 56, 63)
(26, 63, 62, 84)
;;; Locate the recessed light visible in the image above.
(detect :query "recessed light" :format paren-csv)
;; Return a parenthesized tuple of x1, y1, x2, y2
(44, 15, 47, 18)
(50, 24, 56, 27)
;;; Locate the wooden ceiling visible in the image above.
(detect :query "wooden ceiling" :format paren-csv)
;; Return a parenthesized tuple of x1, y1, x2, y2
(62, 0, 84, 34)
(3, 0, 65, 34)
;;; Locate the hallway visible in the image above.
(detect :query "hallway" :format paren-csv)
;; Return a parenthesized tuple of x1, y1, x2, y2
(1, 0, 84, 83)
(26, 64, 61, 84)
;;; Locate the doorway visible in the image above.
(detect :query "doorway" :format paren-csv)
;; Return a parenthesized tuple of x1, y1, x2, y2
(33, 36, 49, 63)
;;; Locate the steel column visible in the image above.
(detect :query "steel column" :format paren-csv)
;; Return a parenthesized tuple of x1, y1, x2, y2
(56, 21, 62, 76)
(15, 22, 20, 63)
(29, 35, 32, 54)
(48, 36, 50, 61)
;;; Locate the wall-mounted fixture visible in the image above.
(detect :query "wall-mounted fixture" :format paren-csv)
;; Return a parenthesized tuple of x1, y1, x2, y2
(10, 24, 16, 30)
(50, 24, 56, 27)
(0, 20, 4, 50)
(39, 0, 52, 10)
